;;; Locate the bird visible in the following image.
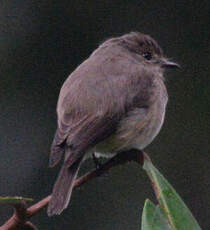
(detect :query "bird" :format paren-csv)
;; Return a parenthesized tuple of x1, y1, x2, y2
(47, 32, 179, 216)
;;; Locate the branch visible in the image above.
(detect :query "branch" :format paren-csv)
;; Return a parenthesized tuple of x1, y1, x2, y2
(0, 149, 144, 230)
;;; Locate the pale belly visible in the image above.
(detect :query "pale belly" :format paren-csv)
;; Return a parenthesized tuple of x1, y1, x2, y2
(132, 101, 166, 150)
(94, 86, 168, 158)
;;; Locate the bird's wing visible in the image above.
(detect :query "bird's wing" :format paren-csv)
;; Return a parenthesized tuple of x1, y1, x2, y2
(49, 55, 154, 168)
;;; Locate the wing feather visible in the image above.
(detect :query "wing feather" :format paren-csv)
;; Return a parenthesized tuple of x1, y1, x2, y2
(49, 53, 155, 167)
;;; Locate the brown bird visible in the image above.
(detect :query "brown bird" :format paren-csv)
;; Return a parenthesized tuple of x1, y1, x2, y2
(47, 32, 179, 216)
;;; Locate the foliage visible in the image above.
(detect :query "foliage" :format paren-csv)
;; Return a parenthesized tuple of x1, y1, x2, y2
(141, 156, 202, 230)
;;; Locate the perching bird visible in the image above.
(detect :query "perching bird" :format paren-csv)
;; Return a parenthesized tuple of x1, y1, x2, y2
(47, 32, 179, 216)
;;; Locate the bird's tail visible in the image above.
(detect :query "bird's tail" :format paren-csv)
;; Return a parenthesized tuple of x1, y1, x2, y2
(47, 158, 82, 216)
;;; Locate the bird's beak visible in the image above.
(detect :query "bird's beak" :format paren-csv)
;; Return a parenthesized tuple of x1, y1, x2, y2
(160, 58, 180, 69)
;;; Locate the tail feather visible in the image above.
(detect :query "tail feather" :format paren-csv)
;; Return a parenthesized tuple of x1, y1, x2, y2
(49, 145, 64, 168)
(49, 128, 67, 168)
(47, 158, 82, 216)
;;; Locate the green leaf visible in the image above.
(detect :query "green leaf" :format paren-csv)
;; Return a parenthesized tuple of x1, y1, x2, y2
(143, 154, 202, 230)
(0, 196, 33, 204)
(142, 199, 172, 230)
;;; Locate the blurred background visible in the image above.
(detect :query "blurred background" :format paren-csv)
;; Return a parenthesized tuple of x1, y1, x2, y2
(0, 0, 209, 229)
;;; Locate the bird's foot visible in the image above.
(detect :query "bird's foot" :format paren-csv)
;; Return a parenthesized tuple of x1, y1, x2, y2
(92, 153, 109, 178)
(92, 153, 102, 169)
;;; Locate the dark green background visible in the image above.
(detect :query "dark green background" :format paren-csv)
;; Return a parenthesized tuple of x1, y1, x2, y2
(0, 0, 209, 229)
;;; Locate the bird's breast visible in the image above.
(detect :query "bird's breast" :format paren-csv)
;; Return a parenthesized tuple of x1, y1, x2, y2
(94, 79, 168, 156)
(120, 79, 168, 150)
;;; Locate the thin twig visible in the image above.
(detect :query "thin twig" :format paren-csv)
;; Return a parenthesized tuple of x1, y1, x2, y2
(23, 222, 39, 230)
(0, 149, 144, 230)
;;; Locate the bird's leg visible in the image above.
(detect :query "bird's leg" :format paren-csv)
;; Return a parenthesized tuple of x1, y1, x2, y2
(92, 152, 102, 169)
(92, 153, 110, 179)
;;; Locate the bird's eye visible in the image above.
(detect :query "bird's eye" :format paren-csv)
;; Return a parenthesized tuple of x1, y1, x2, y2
(143, 52, 152, 60)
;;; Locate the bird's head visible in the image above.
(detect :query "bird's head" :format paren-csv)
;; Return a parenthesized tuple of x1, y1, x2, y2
(117, 32, 180, 70)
